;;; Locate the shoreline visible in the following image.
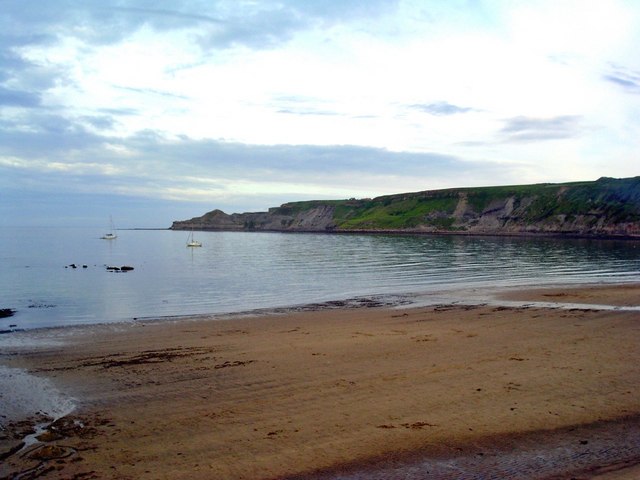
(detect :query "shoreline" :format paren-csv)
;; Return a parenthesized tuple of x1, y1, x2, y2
(3, 279, 639, 337)
(1, 283, 639, 479)
(171, 226, 640, 241)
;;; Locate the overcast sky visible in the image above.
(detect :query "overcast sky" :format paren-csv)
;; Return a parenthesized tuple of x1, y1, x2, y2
(1, 0, 639, 227)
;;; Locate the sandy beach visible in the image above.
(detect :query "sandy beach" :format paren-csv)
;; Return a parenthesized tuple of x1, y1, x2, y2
(1, 284, 639, 479)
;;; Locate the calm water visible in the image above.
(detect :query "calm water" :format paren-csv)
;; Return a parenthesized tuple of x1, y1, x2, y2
(1, 227, 639, 330)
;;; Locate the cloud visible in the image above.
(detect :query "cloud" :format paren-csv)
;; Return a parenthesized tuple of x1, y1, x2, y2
(603, 66, 640, 94)
(1, 0, 399, 51)
(499, 115, 583, 142)
(604, 75, 639, 90)
(81, 115, 119, 130)
(0, 113, 105, 155)
(2, 0, 638, 227)
(108, 6, 226, 28)
(114, 85, 189, 100)
(0, 47, 34, 82)
(2, 2, 129, 46)
(0, 30, 67, 96)
(0, 110, 507, 209)
(193, 1, 399, 49)
(0, 86, 41, 107)
(271, 95, 339, 116)
(140, 138, 475, 180)
(99, 107, 139, 116)
(276, 108, 338, 116)
(410, 102, 473, 116)
(0, 0, 402, 131)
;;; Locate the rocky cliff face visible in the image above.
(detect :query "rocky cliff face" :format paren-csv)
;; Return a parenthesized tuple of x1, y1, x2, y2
(171, 177, 640, 238)
(444, 192, 640, 237)
(173, 204, 337, 232)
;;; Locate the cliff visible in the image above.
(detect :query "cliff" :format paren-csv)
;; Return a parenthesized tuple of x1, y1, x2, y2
(171, 176, 640, 238)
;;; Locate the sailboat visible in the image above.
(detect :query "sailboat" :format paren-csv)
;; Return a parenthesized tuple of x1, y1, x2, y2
(186, 229, 202, 247)
(101, 216, 117, 240)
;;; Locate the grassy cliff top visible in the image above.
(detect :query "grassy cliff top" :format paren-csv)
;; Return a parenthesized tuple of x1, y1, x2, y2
(271, 176, 640, 231)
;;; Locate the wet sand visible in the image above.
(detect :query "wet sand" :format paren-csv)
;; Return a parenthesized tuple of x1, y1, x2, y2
(1, 284, 639, 479)
(499, 282, 640, 308)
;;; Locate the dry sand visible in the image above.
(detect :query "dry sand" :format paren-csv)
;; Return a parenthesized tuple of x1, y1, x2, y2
(1, 284, 639, 479)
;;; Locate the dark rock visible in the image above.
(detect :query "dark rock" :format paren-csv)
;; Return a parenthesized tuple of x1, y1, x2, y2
(0, 308, 15, 318)
(28, 444, 73, 461)
(0, 441, 25, 461)
(27, 302, 55, 309)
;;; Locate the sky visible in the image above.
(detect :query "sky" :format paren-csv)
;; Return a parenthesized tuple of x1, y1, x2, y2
(1, 0, 639, 227)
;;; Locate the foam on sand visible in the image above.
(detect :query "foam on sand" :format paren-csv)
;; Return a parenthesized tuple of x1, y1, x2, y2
(0, 365, 75, 427)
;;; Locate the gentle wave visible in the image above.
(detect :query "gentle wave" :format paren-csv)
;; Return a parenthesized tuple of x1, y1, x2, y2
(0, 365, 75, 426)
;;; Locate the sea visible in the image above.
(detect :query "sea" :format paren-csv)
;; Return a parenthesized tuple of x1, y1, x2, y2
(1, 226, 639, 331)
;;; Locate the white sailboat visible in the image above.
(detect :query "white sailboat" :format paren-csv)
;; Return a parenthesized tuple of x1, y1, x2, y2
(101, 216, 117, 240)
(186, 229, 202, 247)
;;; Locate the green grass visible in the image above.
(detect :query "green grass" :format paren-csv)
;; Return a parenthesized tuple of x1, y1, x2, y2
(335, 196, 458, 230)
(261, 177, 640, 232)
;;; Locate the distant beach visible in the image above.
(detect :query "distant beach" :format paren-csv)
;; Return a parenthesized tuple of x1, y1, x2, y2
(1, 283, 639, 479)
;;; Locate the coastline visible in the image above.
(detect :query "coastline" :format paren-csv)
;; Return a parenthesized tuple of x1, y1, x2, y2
(171, 225, 640, 241)
(1, 283, 639, 479)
